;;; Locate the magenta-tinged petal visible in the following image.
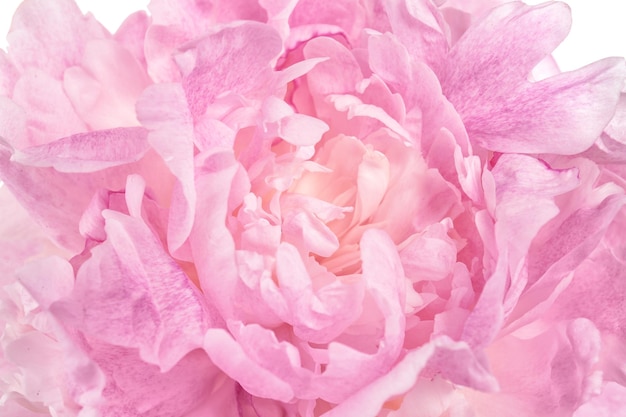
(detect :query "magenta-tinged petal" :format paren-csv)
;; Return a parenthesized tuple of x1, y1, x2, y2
(13, 127, 150, 172)
(441, 2, 626, 154)
(545, 246, 626, 342)
(85, 344, 221, 417)
(181, 22, 282, 119)
(54, 210, 213, 371)
(7, 0, 107, 78)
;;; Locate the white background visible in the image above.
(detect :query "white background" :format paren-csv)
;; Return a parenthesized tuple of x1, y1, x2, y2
(0, 0, 625, 71)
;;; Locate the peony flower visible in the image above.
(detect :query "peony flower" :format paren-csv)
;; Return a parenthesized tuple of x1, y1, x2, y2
(1, 0, 626, 416)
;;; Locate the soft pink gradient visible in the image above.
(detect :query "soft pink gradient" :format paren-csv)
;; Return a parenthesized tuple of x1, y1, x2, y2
(1, 1, 626, 416)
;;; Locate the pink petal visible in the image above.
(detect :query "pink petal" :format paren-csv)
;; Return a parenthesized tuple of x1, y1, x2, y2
(16, 256, 73, 309)
(6, 0, 107, 78)
(63, 39, 150, 130)
(137, 83, 196, 258)
(11, 70, 87, 147)
(463, 154, 579, 349)
(467, 319, 602, 417)
(13, 127, 150, 172)
(87, 344, 221, 417)
(114, 11, 150, 68)
(203, 328, 295, 402)
(53, 210, 212, 371)
(574, 382, 626, 417)
(0, 50, 18, 95)
(506, 193, 625, 332)
(289, 0, 364, 39)
(382, 0, 449, 73)
(275, 242, 364, 343)
(441, 2, 626, 154)
(311, 229, 405, 403)
(303, 36, 363, 98)
(320, 343, 436, 417)
(180, 22, 282, 119)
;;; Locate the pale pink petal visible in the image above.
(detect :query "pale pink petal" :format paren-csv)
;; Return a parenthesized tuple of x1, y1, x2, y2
(64, 39, 150, 130)
(303, 36, 362, 99)
(311, 229, 405, 403)
(13, 127, 150, 172)
(574, 382, 626, 417)
(6, 0, 107, 78)
(320, 343, 436, 417)
(463, 154, 579, 349)
(16, 257, 73, 310)
(11, 70, 87, 147)
(0, 51, 18, 95)
(190, 151, 244, 320)
(399, 221, 458, 283)
(282, 212, 339, 257)
(137, 83, 196, 258)
(0, 97, 28, 150)
(203, 328, 295, 402)
(275, 242, 364, 343)
(289, 0, 365, 40)
(367, 33, 470, 154)
(467, 319, 602, 417)
(279, 113, 329, 146)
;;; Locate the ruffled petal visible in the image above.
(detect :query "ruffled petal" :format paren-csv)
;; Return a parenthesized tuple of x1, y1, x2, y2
(6, 0, 107, 78)
(442, 2, 626, 154)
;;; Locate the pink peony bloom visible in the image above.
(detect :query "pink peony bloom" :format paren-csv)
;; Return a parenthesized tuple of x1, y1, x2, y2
(1, 0, 626, 416)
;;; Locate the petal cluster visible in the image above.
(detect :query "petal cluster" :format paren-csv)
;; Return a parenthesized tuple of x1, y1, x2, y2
(1, 1, 626, 416)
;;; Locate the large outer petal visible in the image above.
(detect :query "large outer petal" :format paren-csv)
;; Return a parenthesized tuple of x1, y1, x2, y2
(50, 210, 213, 371)
(6, 0, 107, 78)
(441, 2, 626, 154)
(180, 22, 282, 119)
